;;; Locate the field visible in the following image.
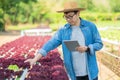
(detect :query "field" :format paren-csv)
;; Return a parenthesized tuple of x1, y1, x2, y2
(0, 35, 69, 80)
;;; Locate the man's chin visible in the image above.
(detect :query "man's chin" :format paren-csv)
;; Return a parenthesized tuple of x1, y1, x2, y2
(70, 22, 75, 26)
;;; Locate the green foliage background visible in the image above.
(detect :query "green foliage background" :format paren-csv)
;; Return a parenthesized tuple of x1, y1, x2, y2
(0, 0, 120, 31)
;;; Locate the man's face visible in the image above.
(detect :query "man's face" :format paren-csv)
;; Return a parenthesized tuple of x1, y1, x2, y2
(63, 11, 78, 25)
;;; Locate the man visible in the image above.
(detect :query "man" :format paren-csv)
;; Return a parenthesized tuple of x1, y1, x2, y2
(25, 1, 103, 80)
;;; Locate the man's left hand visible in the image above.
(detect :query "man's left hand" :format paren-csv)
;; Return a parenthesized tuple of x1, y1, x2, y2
(75, 46, 88, 53)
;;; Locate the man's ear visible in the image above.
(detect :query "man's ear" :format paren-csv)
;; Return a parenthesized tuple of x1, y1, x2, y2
(77, 11, 80, 16)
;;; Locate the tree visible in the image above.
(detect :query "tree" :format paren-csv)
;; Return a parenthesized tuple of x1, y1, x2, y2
(109, 0, 120, 12)
(0, 0, 37, 31)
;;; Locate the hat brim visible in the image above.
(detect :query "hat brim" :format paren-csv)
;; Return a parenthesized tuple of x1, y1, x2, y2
(57, 8, 85, 13)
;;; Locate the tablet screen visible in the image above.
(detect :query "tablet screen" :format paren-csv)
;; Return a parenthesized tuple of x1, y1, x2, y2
(63, 40, 80, 51)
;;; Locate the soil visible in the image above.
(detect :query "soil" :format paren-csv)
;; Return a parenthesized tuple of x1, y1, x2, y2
(0, 31, 21, 46)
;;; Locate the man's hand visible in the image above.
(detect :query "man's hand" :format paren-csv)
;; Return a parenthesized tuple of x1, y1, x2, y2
(24, 58, 36, 66)
(75, 46, 88, 53)
(24, 53, 42, 66)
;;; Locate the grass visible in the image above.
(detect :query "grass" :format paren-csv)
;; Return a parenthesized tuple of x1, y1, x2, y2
(95, 21, 120, 28)
(6, 23, 39, 31)
(100, 29, 120, 41)
(6, 21, 120, 31)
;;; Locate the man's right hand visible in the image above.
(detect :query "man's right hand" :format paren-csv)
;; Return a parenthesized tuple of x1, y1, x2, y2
(24, 53, 42, 66)
(24, 58, 37, 66)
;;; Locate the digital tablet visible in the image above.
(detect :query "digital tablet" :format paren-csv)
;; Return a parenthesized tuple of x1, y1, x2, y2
(63, 40, 80, 51)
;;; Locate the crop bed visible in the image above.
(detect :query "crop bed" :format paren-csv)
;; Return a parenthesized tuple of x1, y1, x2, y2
(0, 36, 69, 80)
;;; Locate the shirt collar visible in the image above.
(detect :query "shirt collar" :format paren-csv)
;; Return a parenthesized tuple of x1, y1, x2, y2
(64, 17, 85, 29)
(80, 18, 85, 26)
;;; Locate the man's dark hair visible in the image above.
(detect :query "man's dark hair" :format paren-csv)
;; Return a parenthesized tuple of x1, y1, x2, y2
(64, 11, 78, 14)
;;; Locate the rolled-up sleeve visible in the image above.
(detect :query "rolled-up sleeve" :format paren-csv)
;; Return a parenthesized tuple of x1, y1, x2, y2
(37, 48, 47, 56)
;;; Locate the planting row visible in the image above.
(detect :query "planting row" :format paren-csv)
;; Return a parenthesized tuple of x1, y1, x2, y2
(0, 36, 69, 80)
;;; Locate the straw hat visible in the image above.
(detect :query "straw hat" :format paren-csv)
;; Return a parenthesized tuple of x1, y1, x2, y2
(57, 1, 85, 13)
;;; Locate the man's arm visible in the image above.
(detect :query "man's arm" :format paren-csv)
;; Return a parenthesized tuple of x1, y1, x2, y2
(25, 28, 63, 65)
(88, 23, 103, 55)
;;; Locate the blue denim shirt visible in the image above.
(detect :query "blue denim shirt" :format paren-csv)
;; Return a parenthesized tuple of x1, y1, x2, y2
(38, 18, 103, 80)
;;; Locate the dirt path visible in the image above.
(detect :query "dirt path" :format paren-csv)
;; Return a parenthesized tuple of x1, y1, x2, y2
(0, 35, 20, 46)
(0, 31, 21, 46)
